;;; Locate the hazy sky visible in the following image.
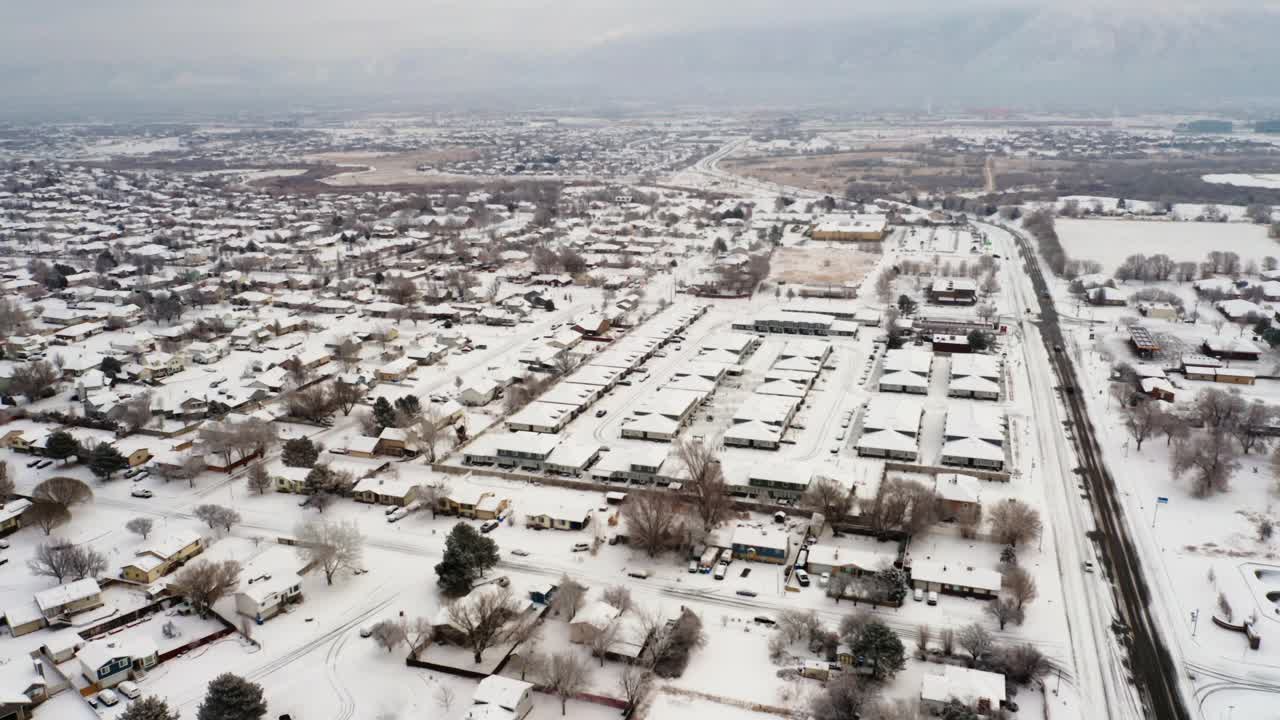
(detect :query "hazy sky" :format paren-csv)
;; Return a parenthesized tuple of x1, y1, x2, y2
(6, 0, 1220, 62)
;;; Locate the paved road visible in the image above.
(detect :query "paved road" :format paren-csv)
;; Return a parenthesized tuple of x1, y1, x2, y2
(1003, 221, 1191, 720)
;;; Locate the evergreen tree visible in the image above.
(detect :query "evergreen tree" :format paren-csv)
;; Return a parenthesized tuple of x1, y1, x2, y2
(44, 431, 80, 464)
(121, 696, 180, 720)
(197, 673, 267, 720)
(281, 438, 320, 468)
(100, 356, 123, 378)
(434, 522, 500, 597)
(850, 621, 906, 680)
(89, 443, 129, 480)
(373, 397, 397, 430)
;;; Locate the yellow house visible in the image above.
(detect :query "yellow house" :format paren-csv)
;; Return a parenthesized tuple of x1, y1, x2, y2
(0, 499, 32, 536)
(441, 487, 509, 519)
(120, 531, 205, 584)
(273, 467, 311, 494)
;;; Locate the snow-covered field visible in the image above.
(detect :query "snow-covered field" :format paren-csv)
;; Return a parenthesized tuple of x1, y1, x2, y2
(1204, 173, 1280, 190)
(1056, 218, 1277, 274)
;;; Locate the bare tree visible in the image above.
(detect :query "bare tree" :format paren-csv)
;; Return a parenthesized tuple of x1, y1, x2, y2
(998, 643, 1050, 686)
(0, 462, 12, 499)
(32, 476, 93, 507)
(446, 585, 521, 664)
(171, 559, 242, 617)
(408, 411, 444, 463)
(1158, 409, 1192, 447)
(602, 585, 632, 614)
(860, 477, 936, 536)
(295, 518, 364, 585)
(416, 480, 451, 519)
(547, 652, 591, 716)
(334, 338, 361, 370)
(1124, 401, 1163, 452)
(552, 575, 588, 621)
(193, 504, 241, 532)
(433, 684, 455, 715)
(589, 620, 621, 666)
(117, 392, 154, 433)
(1172, 431, 1240, 497)
(27, 539, 77, 583)
(369, 620, 407, 653)
(9, 360, 60, 399)
(986, 597, 1023, 630)
(677, 440, 731, 531)
(957, 622, 993, 666)
(618, 666, 654, 713)
(1233, 400, 1274, 454)
(621, 489, 681, 557)
(939, 627, 955, 657)
(915, 624, 931, 659)
(406, 617, 434, 659)
(802, 475, 854, 531)
(332, 382, 365, 416)
(989, 500, 1042, 547)
(126, 517, 154, 540)
(1003, 566, 1038, 610)
(1196, 388, 1246, 429)
(811, 673, 875, 720)
(246, 463, 272, 495)
(25, 501, 70, 535)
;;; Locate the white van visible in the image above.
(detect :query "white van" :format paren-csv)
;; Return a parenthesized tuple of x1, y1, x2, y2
(713, 562, 728, 580)
(117, 681, 141, 699)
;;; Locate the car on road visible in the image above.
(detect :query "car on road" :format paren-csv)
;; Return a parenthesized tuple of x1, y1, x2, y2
(1082, 560, 1095, 573)
(511, 549, 530, 557)
(753, 615, 775, 626)
(130, 488, 153, 499)
(627, 569, 652, 579)
(480, 520, 499, 533)
(571, 542, 591, 552)
(740, 567, 751, 578)
(595, 409, 607, 418)
(736, 590, 758, 598)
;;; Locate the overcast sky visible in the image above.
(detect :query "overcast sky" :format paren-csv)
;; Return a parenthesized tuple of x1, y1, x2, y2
(7, 0, 1238, 63)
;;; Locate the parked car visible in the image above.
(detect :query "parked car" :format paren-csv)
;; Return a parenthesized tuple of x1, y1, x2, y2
(97, 689, 120, 707)
(387, 507, 411, 523)
(25, 459, 40, 468)
(131, 488, 153, 499)
(927, 591, 939, 606)
(117, 681, 141, 700)
(914, 588, 925, 602)
(736, 590, 759, 598)
(688, 560, 699, 574)
(35, 460, 52, 469)
(595, 409, 607, 418)
(571, 543, 591, 552)
(627, 569, 652, 579)
(713, 563, 727, 580)
(753, 615, 776, 626)
(511, 549, 530, 557)
(794, 569, 810, 587)
(480, 520, 499, 534)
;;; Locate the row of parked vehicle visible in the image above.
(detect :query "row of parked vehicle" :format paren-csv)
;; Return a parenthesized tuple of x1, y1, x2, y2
(88, 680, 142, 708)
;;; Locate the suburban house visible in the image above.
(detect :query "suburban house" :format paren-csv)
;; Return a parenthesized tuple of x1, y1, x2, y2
(120, 531, 205, 584)
(465, 675, 534, 720)
(351, 476, 419, 506)
(442, 487, 509, 519)
(934, 474, 982, 521)
(0, 499, 32, 536)
(730, 524, 790, 564)
(569, 600, 620, 645)
(523, 501, 593, 531)
(460, 378, 500, 406)
(35, 579, 104, 622)
(376, 357, 417, 383)
(77, 636, 158, 690)
(0, 653, 48, 719)
(909, 560, 1002, 599)
(920, 666, 1008, 716)
(234, 548, 305, 623)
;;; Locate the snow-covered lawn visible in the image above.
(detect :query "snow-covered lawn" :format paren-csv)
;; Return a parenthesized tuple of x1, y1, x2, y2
(1056, 218, 1277, 275)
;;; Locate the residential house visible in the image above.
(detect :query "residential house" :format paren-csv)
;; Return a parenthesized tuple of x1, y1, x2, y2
(35, 579, 103, 622)
(920, 666, 1007, 716)
(442, 487, 509, 519)
(120, 531, 204, 584)
(460, 378, 500, 406)
(235, 548, 305, 623)
(910, 560, 1002, 599)
(524, 501, 593, 531)
(0, 499, 32, 537)
(351, 476, 419, 506)
(730, 524, 790, 564)
(465, 675, 534, 720)
(0, 653, 48, 719)
(77, 636, 158, 690)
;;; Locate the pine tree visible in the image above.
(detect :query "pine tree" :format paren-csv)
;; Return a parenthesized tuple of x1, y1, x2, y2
(45, 431, 80, 464)
(89, 443, 129, 480)
(197, 673, 267, 720)
(851, 621, 906, 680)
(121, 696, 180, 720)
(373, 397, 397, 430)
(281, 438, 319, 468)
(434, 522, 500, 597)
